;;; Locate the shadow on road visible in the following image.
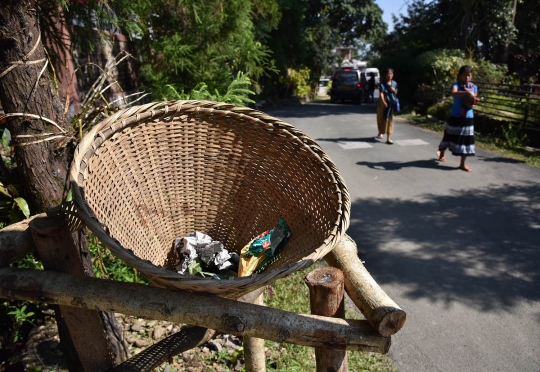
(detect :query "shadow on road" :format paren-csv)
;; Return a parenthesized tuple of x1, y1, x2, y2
(266, 100, 377, 118)
(317, 136, 379, 143)
(355, 159, 455, 171)
(346, 182, 540, 312)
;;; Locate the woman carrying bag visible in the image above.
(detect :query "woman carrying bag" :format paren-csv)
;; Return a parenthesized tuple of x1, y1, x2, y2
(376, 68, 399, 144)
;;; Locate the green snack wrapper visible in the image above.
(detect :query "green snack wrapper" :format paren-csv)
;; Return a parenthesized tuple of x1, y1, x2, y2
(238, 219, 290, 277)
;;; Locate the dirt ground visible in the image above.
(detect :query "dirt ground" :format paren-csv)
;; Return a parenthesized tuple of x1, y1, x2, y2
(16, 310, 246, 371)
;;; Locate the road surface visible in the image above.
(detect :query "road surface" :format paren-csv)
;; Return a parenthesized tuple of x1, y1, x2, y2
(267, 99, 540, 372)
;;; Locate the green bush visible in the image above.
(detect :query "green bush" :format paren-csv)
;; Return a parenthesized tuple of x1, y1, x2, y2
(280, 67, 313, 98)
(413, 83, 445, 115)
(427, 99, 453, 121)
(404, 49, 509, 114)
(164, 72, 255, 106)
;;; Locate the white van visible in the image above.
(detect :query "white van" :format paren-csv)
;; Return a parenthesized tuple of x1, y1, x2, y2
(317, 78, 330, 96)
(364, 68, 380, 87)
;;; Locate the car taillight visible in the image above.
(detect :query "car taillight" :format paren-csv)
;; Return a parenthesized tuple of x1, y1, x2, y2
(344, 68, 350, 72)
(357, 83, 361, 89)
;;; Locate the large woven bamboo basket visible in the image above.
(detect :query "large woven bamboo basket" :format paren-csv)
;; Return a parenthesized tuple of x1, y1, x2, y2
(69, 100, 350, 298)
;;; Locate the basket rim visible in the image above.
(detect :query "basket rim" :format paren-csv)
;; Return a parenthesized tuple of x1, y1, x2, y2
(68, 100, 351, 296)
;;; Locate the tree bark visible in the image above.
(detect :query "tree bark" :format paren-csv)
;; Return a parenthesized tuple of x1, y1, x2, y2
(30, 213, 117, 371)
(0, 4, 130, 366)
(0, 0, 73, 213)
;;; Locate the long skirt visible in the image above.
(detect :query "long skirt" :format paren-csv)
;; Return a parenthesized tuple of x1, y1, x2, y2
(438, 116, 475, 156)
(377, 100, 394, 134)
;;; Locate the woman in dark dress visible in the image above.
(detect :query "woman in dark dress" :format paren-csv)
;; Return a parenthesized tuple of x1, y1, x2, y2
(437, 65, 479, 172)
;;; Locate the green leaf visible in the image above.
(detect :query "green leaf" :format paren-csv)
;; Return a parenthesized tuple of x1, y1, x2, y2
(1, 129, 11, 153)
(0, 182, 11, 198)
(188, 260, 203, 276)
(65, 188, 73, 202)
(13, 197, 30, 218)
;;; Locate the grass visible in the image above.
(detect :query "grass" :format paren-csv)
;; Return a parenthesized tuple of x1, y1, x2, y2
(262, 261, 397, 372)
(398, 113, 540, 168)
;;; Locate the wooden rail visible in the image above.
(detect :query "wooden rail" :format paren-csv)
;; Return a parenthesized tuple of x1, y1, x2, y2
(0, 267, 391, 353)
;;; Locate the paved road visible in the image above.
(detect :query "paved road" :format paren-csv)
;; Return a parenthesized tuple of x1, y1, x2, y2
(267, 99, 540, 372)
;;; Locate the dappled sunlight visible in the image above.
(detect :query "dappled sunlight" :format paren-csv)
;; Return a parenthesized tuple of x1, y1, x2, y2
(346, 182, 540, 312)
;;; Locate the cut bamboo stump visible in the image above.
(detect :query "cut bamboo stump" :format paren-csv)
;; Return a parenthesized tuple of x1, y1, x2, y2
(326, 234, 406, 337)
(305, 267, 348, 372)
(0, 267, 391, 353)
(243, 292, 267, 372)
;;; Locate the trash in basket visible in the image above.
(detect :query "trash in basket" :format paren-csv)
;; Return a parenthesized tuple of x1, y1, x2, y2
(238, 219, 290, 277)
(165, 232, 240, 277)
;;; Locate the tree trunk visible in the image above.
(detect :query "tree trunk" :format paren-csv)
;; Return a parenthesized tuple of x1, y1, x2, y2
(0, 0, 73, 213)
(0, 2, 130, 366)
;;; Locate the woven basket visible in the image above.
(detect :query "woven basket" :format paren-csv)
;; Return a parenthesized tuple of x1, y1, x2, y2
(69, 100, 350, 298)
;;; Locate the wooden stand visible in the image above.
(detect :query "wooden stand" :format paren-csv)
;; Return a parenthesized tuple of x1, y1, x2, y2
(305, 267, 348, 372)
(243, 292, 267, 372)
(0, 216, 404, 371)
(326, 234, 407, 336)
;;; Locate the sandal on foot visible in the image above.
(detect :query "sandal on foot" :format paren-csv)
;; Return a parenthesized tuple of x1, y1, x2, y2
(459, 165, 471, 172)
(436, 151, 446, 162)
(386, 140, 393, 144)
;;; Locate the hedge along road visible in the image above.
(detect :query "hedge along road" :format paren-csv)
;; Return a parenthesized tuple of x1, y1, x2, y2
(267, 98, 540, 372)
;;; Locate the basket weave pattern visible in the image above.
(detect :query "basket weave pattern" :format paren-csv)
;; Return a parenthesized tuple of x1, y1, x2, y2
(70, 101, 350, 297)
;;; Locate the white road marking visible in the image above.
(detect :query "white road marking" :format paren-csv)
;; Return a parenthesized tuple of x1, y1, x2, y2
(394, 139, 430, 146)
(337, 141, 373, 149)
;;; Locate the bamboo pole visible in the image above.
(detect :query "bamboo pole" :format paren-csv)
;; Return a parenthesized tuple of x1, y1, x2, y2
(0, 267, 390, 353)
(305, 267, 347, 372)
(110, 287, 267, 371)
(0, 213, 42, 267)
(326, 234, 407, 337)
(243, 292, 267, 372)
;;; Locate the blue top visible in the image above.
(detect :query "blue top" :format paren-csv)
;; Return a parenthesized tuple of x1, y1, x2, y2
(450, 82, 478, 118)
(380, 80, 398, 104)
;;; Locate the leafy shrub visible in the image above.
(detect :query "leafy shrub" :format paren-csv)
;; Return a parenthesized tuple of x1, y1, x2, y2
(413, 83, 445, 115)
(280, 68, 313, 98)
(164, 72, 255, 106)
(88, 235, 148, 284)
(418, 49, 508, 86)
(427, 99, 453, 121)
(418, 49, 463, 87)
(406, 49, 510, 114)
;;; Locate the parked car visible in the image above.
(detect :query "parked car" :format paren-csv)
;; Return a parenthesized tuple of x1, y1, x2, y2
(364, 67, 380, 87)
(329, 67, 364, 104)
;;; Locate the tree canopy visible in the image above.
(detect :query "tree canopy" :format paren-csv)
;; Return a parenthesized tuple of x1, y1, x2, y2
(376, 0, 539, 83)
